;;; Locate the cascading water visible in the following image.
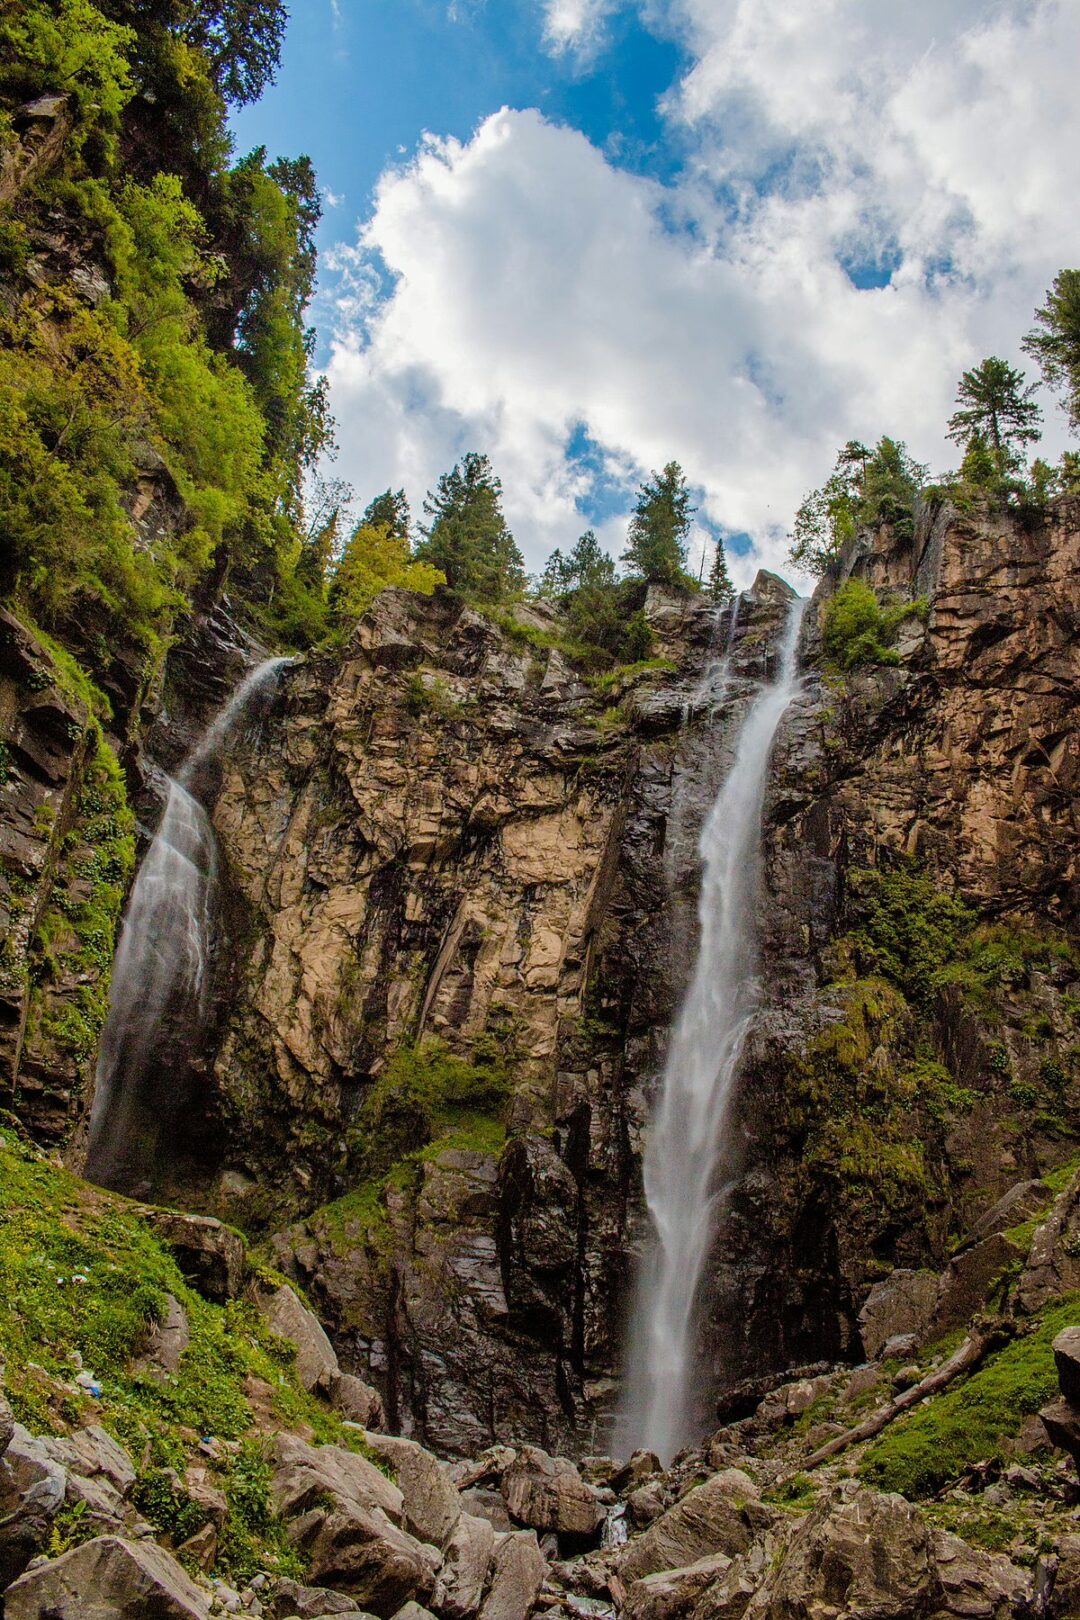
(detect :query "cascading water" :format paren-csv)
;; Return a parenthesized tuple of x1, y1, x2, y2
(85, 657, 288, 1193)
(618, 595, 806, 1461)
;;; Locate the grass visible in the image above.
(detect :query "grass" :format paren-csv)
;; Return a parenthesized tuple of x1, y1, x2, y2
(587, 656, 676, 692)
(860, 1294, 1080, 1497)
(0, 1127, 371, 1581)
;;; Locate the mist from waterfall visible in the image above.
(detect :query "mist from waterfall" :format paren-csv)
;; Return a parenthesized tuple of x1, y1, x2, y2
(85, 657, 288, 1193)
(617, 596, 806, 1462)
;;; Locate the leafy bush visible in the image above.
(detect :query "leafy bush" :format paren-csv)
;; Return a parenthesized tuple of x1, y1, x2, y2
(821, 580, 925, 671)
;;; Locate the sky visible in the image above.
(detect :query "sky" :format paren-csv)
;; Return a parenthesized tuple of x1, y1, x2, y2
(232, 0, 1080, 588)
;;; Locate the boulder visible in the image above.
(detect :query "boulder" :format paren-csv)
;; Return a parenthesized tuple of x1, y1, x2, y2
(137, 1207, 245, 1301)
(500, 1445, 603, 1542)
(743, 1481, 933, 1619)
(0, 1421, 67, 1587)
(268, 1577, 365, 1616)
(259, 1283, 340, 1393)
(333, 1372, 386, 1429)
(1017, 1168, 1080, 1314)
(137, 1292, 190, 1375)
(619, 1471, 754, 1582)
(392, 1605, 438, 1620)
(857, 1269, 938, 1358)
(1046, 1533, 1080, 1618)
(1040, 1397, 1080, 1470)
(477, 1530, 546, 1620)
(4, 1533, 210, 1618)
(364, 1430, 461, 1547)
(967, 1178, 1052, 1246)
(270, 1433, 437, 1616)
(623, 1553, 734, 1620)
(460, 1486, 512, 1532)
(431, 1512, 496, 1619)
(1052, 1325, 1080, 1409)
(931, 1530, 1031, 1618)
(270, 1431, 404, 1524)
(932, 1234, 1024, 1337)
(41, 1423, 137, 1495)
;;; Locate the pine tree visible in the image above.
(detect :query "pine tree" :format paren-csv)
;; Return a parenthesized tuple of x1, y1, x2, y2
(1023, 268, 1080, 433)
(416, 453, 524, 599)
(621, 462, 695, 585)
(947, 357, 1042, 474)
(363, 488, 410, 540)
(707, 536, 735, 603)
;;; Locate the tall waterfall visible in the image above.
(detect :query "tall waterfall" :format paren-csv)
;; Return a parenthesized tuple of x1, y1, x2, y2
(618, 596, 806, 1461)
(85, 658, 288, 1193)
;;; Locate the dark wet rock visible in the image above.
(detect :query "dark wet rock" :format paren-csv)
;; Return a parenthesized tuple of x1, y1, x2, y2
(858, 1270, 938, 1359)
(136, 1207, 245, 1302)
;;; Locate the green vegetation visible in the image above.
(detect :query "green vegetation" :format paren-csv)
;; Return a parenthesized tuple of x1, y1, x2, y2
(415, 452, 524, 600)
(346, 1037, 511, 1184)
(820, 579, 926, 671)
(946, 357, 1042, 488)
(21, 728, 135, 1087)
(0, 0, 331, 677)
(707, 535, 735, 603)
(538, 529, 654, 665)
(329, 521, 444, 630)
(0, 1124, 372, 1580)
(789, 438, 926, 577)
(843, 864, 975, 1005)
(621, 460, 696, 586)
(861, 1296, 1080, 1497)
(1024, 269, 1080, 434)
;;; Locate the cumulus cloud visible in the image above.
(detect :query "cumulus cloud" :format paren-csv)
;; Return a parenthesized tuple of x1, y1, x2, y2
(322, 0, 1080, 586)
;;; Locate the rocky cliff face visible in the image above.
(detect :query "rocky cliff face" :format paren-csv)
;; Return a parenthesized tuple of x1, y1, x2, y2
(3, 495, 1078, 1470)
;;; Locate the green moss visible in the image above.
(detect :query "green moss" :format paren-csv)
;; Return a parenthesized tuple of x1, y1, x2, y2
(24, 726, 135, 1079)
(588, 656, 676, 692)
(346, 1036, 510, 1184)
(860, 1296, 1080, 1496)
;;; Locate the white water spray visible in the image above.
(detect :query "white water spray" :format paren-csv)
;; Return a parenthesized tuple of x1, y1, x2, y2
(85, 658, 288, 1190)
(618, 596, 806, 1461)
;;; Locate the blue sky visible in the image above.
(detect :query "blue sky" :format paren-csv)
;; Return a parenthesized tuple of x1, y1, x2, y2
(234, 1, 688, 249)
(231, 1, 1080, 585)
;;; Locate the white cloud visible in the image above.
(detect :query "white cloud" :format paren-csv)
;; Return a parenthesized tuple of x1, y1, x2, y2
(321, 0, 1080, 588)
(541, 0, 617, 57)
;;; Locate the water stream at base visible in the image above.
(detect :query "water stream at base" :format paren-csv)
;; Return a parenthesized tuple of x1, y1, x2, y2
(617, 596, 806, 1462)
(85, 657, 288, 1192)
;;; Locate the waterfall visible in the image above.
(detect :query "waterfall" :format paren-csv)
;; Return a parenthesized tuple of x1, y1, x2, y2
(618, 595, 806, 1461)
(85, 657, 288, 1193)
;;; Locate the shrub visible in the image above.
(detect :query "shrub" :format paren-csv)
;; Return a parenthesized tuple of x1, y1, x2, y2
(821, 580, 925, 671)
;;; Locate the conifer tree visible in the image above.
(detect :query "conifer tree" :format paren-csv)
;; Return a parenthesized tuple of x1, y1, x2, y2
(363, 488, 411, 540)
(708, 536, 735, 603)
(946, 357, 1042, 475)
(621, 462, 695, 585)
(416, 453, 524, 599)
(1023, 269, 1080, 433)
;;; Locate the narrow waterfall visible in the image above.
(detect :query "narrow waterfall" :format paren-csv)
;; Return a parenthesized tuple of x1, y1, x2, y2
(618, 596, 806, 1461)
(85, 657, 288, 1193)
